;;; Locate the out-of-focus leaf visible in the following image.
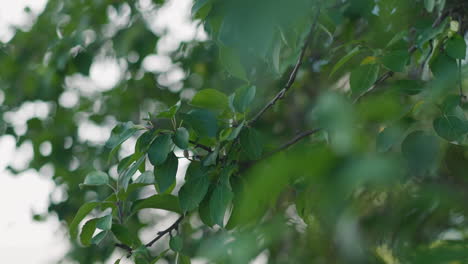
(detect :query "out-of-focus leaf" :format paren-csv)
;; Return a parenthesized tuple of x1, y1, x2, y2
(402, 131, 439, 174)
(382, 49, 409, 72)
(433, 115, 468, 142)
(191, 89, 229, 111)
(446, 34, 467, 59)
(233, 85, 256, 113)
(240, 128, 263, 160)
(170, 235, 183, 252)
(350, 64, 379, 94)
(219, 46, 248, 81)
(210, 182, 233, 227)
(329, 46, 361, 77)
(174, 127, 189, 149)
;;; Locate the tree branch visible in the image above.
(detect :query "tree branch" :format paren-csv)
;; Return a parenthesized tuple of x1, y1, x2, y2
(115, 243, 133, 257)
(145, 215, 184, 248)
(189, 140, 212, 152)
(248, 6, 321, 126)
(263, 129, 322, 159)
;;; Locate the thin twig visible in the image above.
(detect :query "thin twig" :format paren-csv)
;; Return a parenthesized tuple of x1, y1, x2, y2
(145, 215, 184, 247)
(115, 243, 133, 257)
(189, 140, 212, 152)
(248, 6, 321, 126)
(262, 129, 322, 159)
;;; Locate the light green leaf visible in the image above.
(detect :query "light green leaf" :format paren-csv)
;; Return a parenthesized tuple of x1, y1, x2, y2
(134, 171, 154, 184)
(233, 85, 256, 113)
(91, 231, 107, 245)
(446, 34, 467, 60)
(174, 127, 189, 149)
(433, 115, 468, 142)
(150, 249, 169, 264)
(177, 254, 191, 264)
(219, 46, 248, 81)
(131, 194, 182, 214)
(81, 171, 109, 187)
(157, 101, 181, 119)
(105, 122, 140, 159)
(240, 128, 263, 160)
(191, 89, 229, 111)
(424, 0, 435, 12)
(192, 0, 212, 19)
(178, 163, 210, 213)
(96, 214, 112, 230)
(155, 152, 179, 193)
(170, 235, 183, 252)
(382, 49, 409, 72)
(80, 218, 98, 246)
(202, 147, 218, 166)
(114, 259, 121, 264)
(70, 202, 100, 239)
(182, 109, 218, 138)
(350, 64, 379, 94)
(148, 134, 173, 166)
(120, 155, 146, 191)
(210, 183, 233, 227)
(329, 46, 361, 77)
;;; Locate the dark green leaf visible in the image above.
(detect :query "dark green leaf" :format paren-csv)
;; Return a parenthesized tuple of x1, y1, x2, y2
(330, 46, 361, 77)
(198, 193, 215, 227)
(148, 134, 173, 166)
(80, 218, 98, 246)
(182, 109, 218, 138)
(402, 131, 439, 174)
(155, 152, 179, 193)
(446, 34, 467, 60)
(424, 0, 435, 12)
(111, 224, 137, 246)
(157, 101, 181, 119)
(170, 235, 183, 252)
(177, 254, 191, 264)
(191, 89, 229, 111)
(178, 163, 210, 213)
(394, 80, 424, 95)
(132, 194, 182, 214)
(174, 127, 189, 149)
(120, 155, 146, 191)
(350, 64, 379, 94)
(134, 171, 154, 184)
(240, 128, 263, 160)
(376, 126, 403, 152)
(233, 86, 256, 113)
(382, 49, 409, 72)
(430, 52, 458, 78)
(210, 183, 233, 227)
(433, 116, 468, 142)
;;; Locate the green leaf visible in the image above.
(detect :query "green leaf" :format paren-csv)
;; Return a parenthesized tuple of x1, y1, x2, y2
(191, 89, 229, 111)
(402, 131, 439, 174)
(150, 249, 169, 264)
(114, 259, 121, 264)
(433, 116, 468, 142)
(394, 80, 424, 95)
(219, 46, 248, 81)
(91, 231, 107, 245)
(80, 171, 109, 187)
(177, 254, 191, 264)
(155, 152, 179, 193)
(80, 218, 98, 246)
(174, 127, 189, 149)
(227, 122, 244, 141)
(446, 34, 467, 60)
(424, 0, 435, 12)
(198, 193, 215, 227)
(240, 128, 263, 160)
(70, 202, 100, 239)
(134, 171, 154, 184)
(202, 147, 218, 166)
(329, 46, 361, 77)
(111, 224, 137, 246)
(376, 126, 403, 152)
(117, 155, 136, 175)
(210, 183, 233, 227)
(350, 64, 379, 94)
(120, 155, 146, 191)
(430, 52, 458, 78)
(131, 194, 182, 214)
(148, 134, 173, 166)
(96, 214, 113, 230)
(192, 0, 212, 19)
(157, 101, 181, 119)
(233, 85, 256, 113)
(170, 235, 183, 252)
(105, 122, 140, 159)
(178, 163, 210, 213)
(382, 49, 409, 72)
(182, 109, 218, 138)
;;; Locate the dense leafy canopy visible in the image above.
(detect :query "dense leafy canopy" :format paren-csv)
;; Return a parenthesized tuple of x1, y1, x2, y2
(3, 0, 468, 263)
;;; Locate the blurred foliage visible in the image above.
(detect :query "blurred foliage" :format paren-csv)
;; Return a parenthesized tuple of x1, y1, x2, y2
(3, 0, 468, 263)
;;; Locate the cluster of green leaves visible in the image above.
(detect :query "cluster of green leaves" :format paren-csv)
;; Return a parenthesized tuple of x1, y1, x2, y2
(5, 0, 468, 263)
